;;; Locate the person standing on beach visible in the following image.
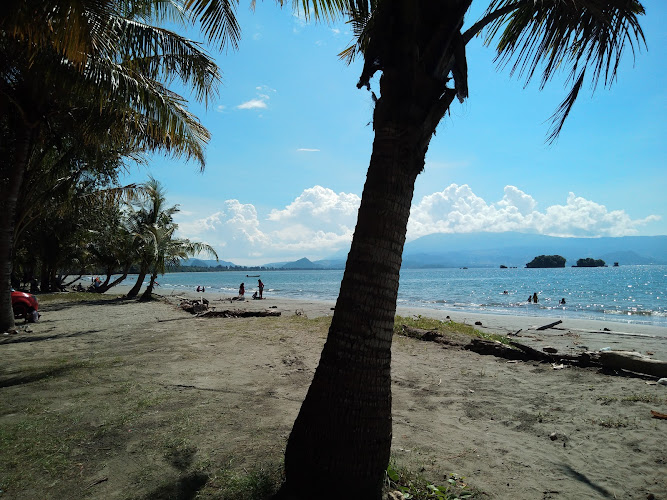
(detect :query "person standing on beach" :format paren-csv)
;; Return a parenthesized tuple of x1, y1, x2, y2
(239, 283, 245, 299)
(258, 279, 264, 299)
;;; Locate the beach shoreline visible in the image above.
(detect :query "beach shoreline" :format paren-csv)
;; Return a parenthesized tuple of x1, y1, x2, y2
(136, 284, 667, 361)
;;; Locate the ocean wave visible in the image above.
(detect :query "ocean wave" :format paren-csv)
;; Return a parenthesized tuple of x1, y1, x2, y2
(604, 309, 662, 317)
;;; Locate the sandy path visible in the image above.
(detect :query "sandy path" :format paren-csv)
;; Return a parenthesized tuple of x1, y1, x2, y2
(1, 294, 665, 499)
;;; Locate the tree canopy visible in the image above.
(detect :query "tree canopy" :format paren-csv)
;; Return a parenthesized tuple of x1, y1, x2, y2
(526, 254, 567, 268)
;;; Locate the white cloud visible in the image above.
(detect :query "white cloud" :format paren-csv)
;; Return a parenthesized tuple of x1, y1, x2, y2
(297, 148, 320, 152)
(237, 98, 267, 110)
(175, 187, 359, 264)
(236, 86, 276, 111)
(175, 184, 659, 265)
(407, 184, 659, 240)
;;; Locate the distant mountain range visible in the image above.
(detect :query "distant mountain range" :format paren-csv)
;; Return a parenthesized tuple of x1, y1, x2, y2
(399, 232, 667, 268)
(180, 233, 667, 270)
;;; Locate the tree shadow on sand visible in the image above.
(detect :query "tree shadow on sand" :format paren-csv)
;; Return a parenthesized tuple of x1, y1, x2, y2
(0, 329, 101, 346)
(558, 464, 613, 498)
(141, 472, 209, 500)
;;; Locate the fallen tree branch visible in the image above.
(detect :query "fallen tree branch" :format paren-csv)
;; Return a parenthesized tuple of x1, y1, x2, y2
(197, 309, 281, 318)
(536, 320, 563, 331)
(592, 351, 667, 378)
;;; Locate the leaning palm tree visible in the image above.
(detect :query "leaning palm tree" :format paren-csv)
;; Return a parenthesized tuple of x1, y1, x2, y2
(126, 178, 180, 298)
(275, 1, 647, 499)
(140, 226, 218, 301)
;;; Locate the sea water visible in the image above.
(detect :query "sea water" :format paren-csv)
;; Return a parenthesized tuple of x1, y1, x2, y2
(129, 265, 667, 328)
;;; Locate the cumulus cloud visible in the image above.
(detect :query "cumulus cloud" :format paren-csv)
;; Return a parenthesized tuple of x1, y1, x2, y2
(408, 184, 659, 240)
(176, 187, 360, 264)
(175, 184, 659, 264)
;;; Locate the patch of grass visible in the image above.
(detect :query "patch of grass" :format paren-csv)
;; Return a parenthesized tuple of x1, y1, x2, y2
(385, 461, 478, 499)
(38, 291, 122, 303)
(0, 412, 87, 492)
(596, 395, 618, 405)
(202, 463, 283, 499)
(621, 394, 665, 404)
(395, 315, 511, 345)
(594, 418, 629, 428)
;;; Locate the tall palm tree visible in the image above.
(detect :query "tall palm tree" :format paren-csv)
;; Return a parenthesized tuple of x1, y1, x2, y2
(0, 0, 231, 330)
(276, 1, 646, 498)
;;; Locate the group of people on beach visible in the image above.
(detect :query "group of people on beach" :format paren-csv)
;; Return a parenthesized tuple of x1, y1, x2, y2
(194, 279, 265, 300)
(238, 279, 264, 300)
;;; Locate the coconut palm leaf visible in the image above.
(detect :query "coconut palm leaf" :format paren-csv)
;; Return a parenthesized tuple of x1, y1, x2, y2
(184, 0, 241, 50)
(482, 0, 646, 141)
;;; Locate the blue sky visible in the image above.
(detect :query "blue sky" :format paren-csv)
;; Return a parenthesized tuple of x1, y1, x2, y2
(121, 1, 667, 265)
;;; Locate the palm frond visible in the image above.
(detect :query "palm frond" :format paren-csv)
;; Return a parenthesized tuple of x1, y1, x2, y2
(291, 0, 357, 22)
(111, 18, 221, 105)
(483, 0, 646, 141)
(337, 1, 375, 65)
(184, 0, 241, 51)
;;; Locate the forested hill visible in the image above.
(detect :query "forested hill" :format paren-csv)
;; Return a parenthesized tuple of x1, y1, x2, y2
(400, 233, 667, 268)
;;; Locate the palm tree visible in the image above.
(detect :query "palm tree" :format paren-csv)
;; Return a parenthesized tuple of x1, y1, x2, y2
(139, 227, 218, 301)
(125, 178, 179, 298)
(275, 1, 646, 498)
(0, 0, 230, 330)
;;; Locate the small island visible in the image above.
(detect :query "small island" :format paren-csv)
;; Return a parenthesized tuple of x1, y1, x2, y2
(574, 258, 606, 267)
(525, 255, 566, 268)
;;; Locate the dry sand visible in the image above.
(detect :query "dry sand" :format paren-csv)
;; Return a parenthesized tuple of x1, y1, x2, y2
(160, 285, 667, 361)
(1, 289, 666, 499)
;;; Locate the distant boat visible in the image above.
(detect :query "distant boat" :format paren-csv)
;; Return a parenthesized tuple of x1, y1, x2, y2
(246, 274, 260, 277)
(613, 262, 619, 267)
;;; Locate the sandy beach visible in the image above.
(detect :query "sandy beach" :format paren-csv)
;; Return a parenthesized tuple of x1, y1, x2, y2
(156, 285, 667, 361)
(1, 289, 666, 499)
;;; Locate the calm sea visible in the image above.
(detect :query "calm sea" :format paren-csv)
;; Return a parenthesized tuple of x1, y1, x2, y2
(138, 265, 667, 328)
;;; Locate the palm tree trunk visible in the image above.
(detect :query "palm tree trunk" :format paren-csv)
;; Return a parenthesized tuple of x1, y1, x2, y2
(96, 266, 129, 293)
(0, 125, 32, 331)
(280, 118, 426, 499)
(139, 272, 158, 301)
(126, 266, 148, 298)
(279, 4, 465, 490)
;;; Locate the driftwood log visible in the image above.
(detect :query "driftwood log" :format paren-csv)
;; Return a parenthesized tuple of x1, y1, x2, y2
(592, 351, 667, 378)
(196, 309, 281, 318)
(464, 338, 528, 360)
(179, 299, 208, 314)
(463, 339, 665, 377)
(536, 320, 563, 331)
(399, 325, 464, 347)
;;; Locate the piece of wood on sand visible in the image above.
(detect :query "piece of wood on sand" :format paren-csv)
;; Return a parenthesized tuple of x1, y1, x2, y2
(196, 309, 281, 318)
(535, 320, 563, 331)
(592, 350, 667, 378)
